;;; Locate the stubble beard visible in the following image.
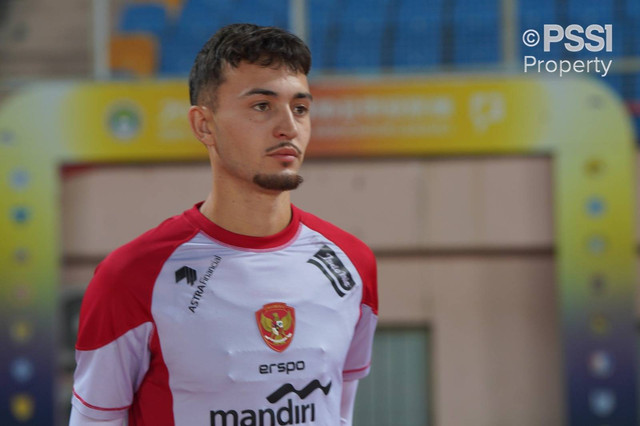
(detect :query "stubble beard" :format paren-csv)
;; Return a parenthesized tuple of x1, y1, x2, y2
(253, 172, 304, 191)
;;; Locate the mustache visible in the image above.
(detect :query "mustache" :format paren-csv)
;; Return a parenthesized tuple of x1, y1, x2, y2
(265, 142, 302, 155)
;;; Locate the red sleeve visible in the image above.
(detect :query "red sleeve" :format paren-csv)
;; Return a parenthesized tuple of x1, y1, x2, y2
(77, 214, 198, 350)
(73, 212, 198, 419)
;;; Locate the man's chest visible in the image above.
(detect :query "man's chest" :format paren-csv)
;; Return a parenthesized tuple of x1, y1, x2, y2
(149, 238, 363, 391)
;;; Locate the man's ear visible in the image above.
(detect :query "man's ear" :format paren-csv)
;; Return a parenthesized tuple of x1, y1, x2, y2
(188, 105, 215, 147)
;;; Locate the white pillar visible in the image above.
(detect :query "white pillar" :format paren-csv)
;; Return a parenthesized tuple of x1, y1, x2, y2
(289, 0, 308, 43)
(92, 0, 110, 80)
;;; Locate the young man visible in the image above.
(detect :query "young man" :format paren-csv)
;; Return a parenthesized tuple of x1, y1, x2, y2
(70, 24, 378, 426)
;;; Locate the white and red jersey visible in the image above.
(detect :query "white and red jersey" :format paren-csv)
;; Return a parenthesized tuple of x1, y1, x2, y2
(72, 203, 378, 426)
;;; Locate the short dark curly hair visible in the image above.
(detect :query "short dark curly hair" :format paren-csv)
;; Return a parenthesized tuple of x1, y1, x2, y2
(188, 23, 312, 107)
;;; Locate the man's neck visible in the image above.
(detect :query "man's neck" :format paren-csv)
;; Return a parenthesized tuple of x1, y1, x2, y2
(199, 183, 293, 237)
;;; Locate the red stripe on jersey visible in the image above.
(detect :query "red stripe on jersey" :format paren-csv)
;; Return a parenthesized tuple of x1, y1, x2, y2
(72, 389, 130, 412)
(343, 363, 371, 375)
(297, 206, 378, 315)
(128, 327, 174, 425)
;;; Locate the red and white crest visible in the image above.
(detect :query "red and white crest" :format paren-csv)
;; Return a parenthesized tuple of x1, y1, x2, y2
(255, 302, 295, 352)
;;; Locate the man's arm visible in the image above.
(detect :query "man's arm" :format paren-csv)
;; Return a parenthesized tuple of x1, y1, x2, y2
(340, 379, 359, 426)
(69, 407, 125, 426)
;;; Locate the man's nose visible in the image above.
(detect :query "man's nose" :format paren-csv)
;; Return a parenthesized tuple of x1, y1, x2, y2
(273, 108, 299, 140)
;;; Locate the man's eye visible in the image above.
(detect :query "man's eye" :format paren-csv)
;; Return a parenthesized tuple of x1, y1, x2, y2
(253, 103, 270, 112)
(293, 105, 309, 115)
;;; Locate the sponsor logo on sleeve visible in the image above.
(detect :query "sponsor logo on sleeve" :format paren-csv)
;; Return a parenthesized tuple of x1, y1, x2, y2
(307, 245, 356, 297)
(256, 303, 295, 352)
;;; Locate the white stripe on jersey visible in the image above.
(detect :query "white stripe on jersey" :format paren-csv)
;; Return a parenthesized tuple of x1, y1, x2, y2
(72, 322, 153, 420)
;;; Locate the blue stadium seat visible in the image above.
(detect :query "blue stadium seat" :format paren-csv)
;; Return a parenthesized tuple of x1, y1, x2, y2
(309, 0, 338, 25)
(392, 0, 443, 68)
(453, 0, 498, 18)
(518, 0, 559, 59)
(176, 0, 289, 44)
(164, 0, 291, 76)
(177, 0, 281, 53)
(453, 13, 500, 64)
(452, 0, 500, 64)
(397, 0, 443, 22)
(341, 0, 389, 21)
(628, 0, 640, 16)
(119, 3, 169, 37)
(610, 18, 633, 57)
(226, 0, 288, 29)
(333, 0, 391, 70)
(617, 1, 640, 56)
(631, 15, 640, 55)
(567, 0, 614, 24)
(309, 0, 340, 70)
(159, 29, 203, 75)
(393, 16, 441, 68)
(177, 0, 228, 41)
(334, 17, 386, 70)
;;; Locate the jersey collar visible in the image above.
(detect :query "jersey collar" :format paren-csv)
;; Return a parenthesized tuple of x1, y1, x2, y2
(184, 202, 302, 250)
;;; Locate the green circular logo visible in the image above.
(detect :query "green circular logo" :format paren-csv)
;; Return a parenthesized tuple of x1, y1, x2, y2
(107, 104, 141, 140)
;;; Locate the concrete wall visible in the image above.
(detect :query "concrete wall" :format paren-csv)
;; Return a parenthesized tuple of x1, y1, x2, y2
(61, 155, 640, 426)
(0, 0, 91, 79)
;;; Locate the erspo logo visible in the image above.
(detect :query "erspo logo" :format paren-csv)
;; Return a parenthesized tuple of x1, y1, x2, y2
(522, 24, 613, 77)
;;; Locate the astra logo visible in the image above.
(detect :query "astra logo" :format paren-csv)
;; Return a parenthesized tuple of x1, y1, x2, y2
(175, 266, 197, 285)
(210, 380, 331, 426)
(307, 245, 356, 297)
(187, 256, 221, 314)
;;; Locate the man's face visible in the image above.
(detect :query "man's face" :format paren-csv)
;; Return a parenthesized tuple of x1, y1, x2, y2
(206, 61, 312, 192)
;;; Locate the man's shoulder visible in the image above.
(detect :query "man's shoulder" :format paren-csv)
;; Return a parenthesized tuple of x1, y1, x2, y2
(78, 209, 201, 349)
(96, 209, 199, 281)
(295, 206, 375, 263)
(296, 206, 378, 312)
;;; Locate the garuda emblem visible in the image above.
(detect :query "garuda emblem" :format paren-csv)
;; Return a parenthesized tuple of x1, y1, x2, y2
(255, 302, 295, 352)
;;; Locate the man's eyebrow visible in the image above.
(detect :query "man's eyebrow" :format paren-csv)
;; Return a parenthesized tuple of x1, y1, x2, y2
(294, 92, 313, 101)
(242, 88, 277, 97)
(241, 88, 313, 101)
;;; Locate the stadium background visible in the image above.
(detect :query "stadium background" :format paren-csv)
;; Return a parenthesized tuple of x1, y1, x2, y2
(1, 0, 640, 425)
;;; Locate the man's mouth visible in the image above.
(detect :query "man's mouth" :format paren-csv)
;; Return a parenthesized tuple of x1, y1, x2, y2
(266, 143, 301, 162)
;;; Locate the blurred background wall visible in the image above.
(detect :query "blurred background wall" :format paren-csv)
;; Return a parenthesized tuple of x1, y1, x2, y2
(1, 0, 639, 425)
